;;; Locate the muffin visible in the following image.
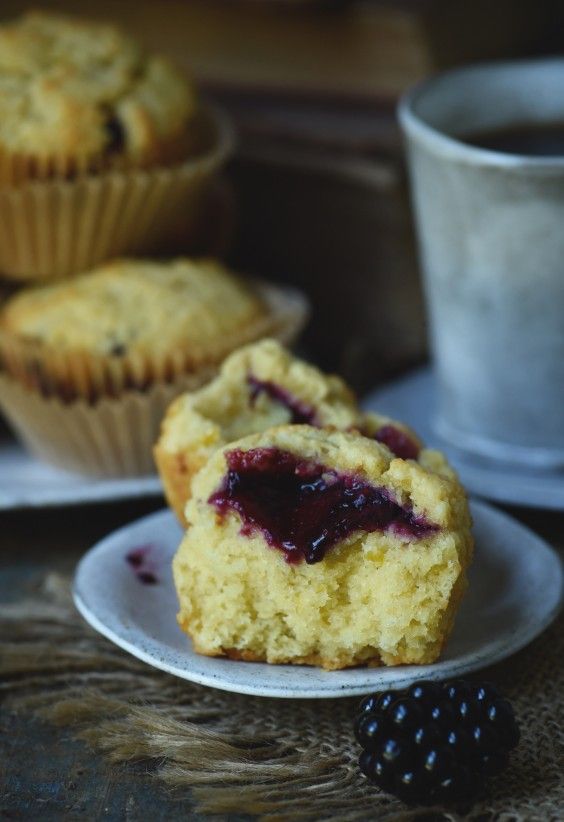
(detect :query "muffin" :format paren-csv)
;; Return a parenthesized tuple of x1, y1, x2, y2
(0, 11, 233, 279)
(173, 426, 472, 669)
(0, 258, 308, 475)
(155, 339, 360, 522)
(155, 339, 429, 525)
(0, 11, 199, 181)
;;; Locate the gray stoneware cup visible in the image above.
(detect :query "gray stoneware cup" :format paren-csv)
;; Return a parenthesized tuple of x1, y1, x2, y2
(399, 59, 564, 469)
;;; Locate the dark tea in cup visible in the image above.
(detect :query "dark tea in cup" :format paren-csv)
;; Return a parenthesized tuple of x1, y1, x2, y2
(464, 122, 564, 156)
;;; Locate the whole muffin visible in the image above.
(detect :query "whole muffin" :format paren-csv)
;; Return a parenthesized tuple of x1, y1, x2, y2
(0, 12, 233, 281)
(155, 339, 430, 525)
(0, 11, 198, 182)
(173, 426, 473, 669)
(0, 258, 307, 475)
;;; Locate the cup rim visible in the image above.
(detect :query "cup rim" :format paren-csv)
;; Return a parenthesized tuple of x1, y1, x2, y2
(398, 57, 564, 169)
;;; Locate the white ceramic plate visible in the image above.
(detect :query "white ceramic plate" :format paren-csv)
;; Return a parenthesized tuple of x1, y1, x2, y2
(364, 368, 564, 510)
(73, 502, 563, 699)
(0, 437, 162, 510)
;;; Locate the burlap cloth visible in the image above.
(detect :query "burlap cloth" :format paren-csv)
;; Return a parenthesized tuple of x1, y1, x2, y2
(1, 572, 563, 821)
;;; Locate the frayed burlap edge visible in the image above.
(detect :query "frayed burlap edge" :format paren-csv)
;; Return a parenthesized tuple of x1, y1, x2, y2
(1, 573, 563, 822)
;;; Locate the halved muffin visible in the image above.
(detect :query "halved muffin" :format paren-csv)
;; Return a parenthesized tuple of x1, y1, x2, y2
(155, 339, 431, 525)
(0, 259, 307, 475)
(173, 425, 472, 669)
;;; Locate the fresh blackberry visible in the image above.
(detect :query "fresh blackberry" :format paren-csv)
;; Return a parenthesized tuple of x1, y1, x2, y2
(354, 679, 519, 807)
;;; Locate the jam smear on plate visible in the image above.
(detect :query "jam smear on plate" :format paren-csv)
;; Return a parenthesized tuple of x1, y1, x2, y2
(209, 447, 436, 564)
(126, 545, 159, 585)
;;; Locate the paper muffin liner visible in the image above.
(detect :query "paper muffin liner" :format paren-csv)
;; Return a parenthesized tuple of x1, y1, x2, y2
(0, 370, 216, 476)
(0, 283, 309, 476)
(0, 281, 309, 402)
(0, 105, 234, 282)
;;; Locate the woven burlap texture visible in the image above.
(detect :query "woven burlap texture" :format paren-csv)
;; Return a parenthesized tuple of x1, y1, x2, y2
(1, 572, 562, 822)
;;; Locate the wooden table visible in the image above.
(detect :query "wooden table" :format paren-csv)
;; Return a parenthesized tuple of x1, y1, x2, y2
(0, 497, 247, 821)
(1, 496, 561, 819)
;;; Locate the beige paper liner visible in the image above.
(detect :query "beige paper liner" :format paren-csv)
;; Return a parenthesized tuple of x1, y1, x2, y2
(0, 371, 217, 477)
(0, 149, 93, 188)
(0, 284, 309, 476)
(0, 105, 234, 282)
(0, 281, 309, 402)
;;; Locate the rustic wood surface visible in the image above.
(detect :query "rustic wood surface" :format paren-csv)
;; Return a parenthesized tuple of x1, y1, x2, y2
(0, 497, 251, 821)
(1, 494, 562, 819)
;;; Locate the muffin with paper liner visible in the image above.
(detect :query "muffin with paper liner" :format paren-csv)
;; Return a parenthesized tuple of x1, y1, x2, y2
(0, 11, 233, 281)
(0, 257, 308, 476)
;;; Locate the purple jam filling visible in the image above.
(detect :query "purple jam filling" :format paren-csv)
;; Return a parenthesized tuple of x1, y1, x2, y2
(247, 375, 419, 461)
(208, 448, 437, 564)
(247, 375, 317, 425)
(373, 425, 420, 460)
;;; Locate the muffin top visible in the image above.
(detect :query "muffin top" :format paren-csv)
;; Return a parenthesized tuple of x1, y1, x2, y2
(160, 338, 360, 453)
(174, 424, 472, 669)
(0, 258, 266, 359)
(159, 339, 441, 466)
(0, 11, 197, 168)
(191, 425, 469, 532)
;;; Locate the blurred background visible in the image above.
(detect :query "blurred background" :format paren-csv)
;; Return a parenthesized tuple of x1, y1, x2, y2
(2, 0, 560, 393)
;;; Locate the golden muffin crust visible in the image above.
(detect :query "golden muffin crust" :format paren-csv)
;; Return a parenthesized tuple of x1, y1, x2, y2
(0, 258, 263, 356)
(0, 258, 298, 402)
(173, 425, 473, 670)
(0, 11, 198, 179)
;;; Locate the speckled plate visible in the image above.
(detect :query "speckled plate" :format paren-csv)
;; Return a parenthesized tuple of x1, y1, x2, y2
(73, 502, 563, 699)
(0, 437, 163, 509)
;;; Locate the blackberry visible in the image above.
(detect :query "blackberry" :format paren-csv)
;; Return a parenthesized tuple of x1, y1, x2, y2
(354, 679, 519, 807)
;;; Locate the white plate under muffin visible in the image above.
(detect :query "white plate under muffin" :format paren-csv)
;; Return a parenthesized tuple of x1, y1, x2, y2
(72, 501, 563, 699)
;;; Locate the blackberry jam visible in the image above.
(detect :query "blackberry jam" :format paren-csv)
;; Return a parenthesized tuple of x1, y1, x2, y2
(373, 425, 420, 461)
(247, 375, 317, 425)
(209, 448, 436, 564)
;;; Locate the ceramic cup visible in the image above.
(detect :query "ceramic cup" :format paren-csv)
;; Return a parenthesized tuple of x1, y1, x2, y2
(399, 59, 564, 468)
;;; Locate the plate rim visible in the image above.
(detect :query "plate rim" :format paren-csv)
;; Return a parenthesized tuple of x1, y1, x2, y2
(73, 502, 564, 699)
(0, 439, 163, 509)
